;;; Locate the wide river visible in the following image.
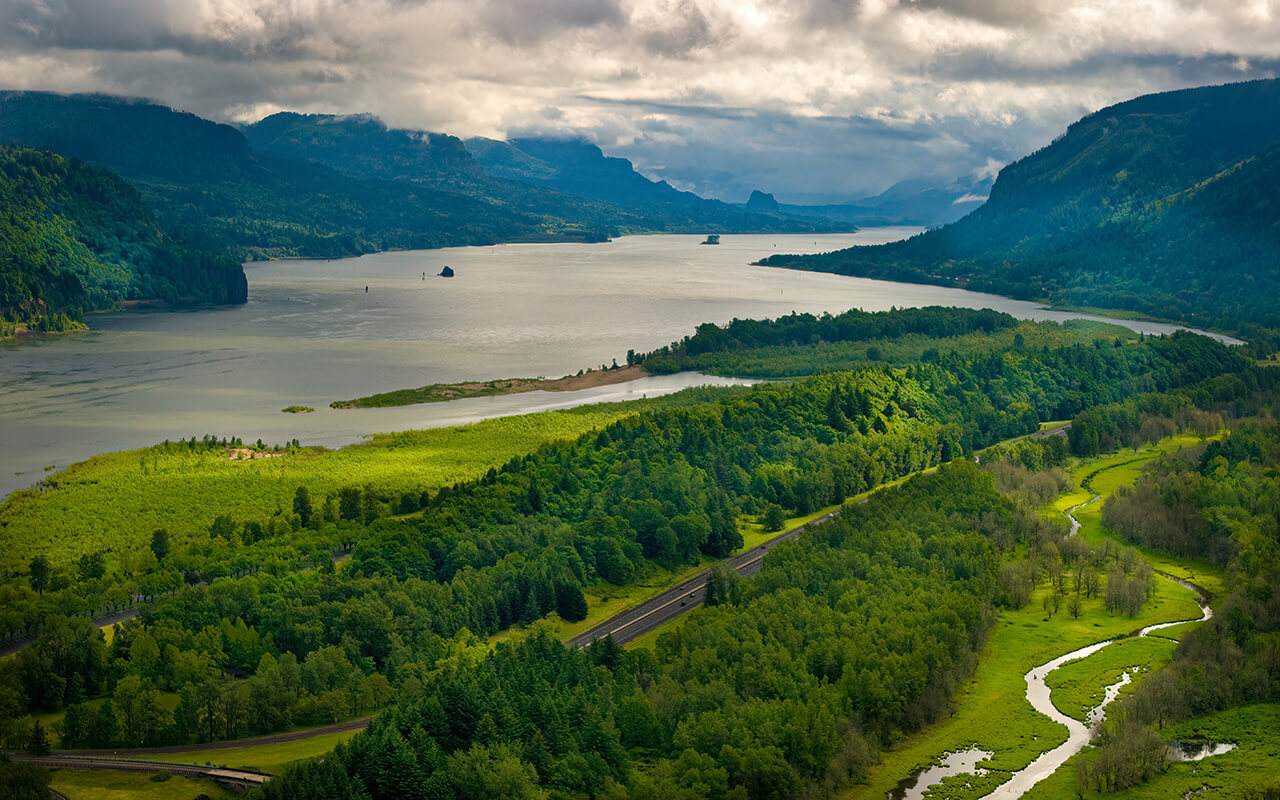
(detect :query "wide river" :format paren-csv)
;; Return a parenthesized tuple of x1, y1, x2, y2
(0, 230, 1236, 498)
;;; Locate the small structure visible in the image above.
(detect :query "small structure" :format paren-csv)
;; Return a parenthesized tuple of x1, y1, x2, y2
(700, 234, 721, 245)
(439, 266, 455, 277)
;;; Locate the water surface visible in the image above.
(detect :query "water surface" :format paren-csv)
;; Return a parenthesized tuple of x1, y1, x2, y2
(0, 230, 1236, 497)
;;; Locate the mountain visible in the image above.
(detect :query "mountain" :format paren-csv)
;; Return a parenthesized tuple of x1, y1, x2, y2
(746, 174, 993, 229)
(0, 144, 246, 333)
(760, 79, 1280, 328)
(0, 92, 563, 259)
(465, 135, 845, 232)
(243, 112, 488, 191)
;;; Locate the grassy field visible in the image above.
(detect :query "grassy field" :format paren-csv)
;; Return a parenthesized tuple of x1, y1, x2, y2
(131, 728, 363, 774)
(1045, 636, 1177, 721)
(1055, 434, 1227, 600)
(1024, 703, 1280, 799)
(49, 768, 237, 800)
(839, 437, 1224, 800)
(0, 405, 641, 573)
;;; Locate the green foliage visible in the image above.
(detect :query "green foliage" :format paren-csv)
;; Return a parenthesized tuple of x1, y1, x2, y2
(0, 753, 52, 800)
(762, 80, 1280, 328)
(253, 462, 1015, 800)
(0, 143, 246, 330)
(640, 306, 1019, 375)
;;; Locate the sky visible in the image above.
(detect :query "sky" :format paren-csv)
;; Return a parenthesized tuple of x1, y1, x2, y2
(1, 0, 1276, 203)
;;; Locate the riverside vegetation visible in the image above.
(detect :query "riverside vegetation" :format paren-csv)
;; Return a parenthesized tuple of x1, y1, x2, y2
(0, 305, 1271, 800)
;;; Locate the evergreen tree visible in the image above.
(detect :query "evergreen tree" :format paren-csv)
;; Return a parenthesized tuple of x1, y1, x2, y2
(150, 529, 170, 561)
(27, 556, 50, 594)
(294, 486, 313, 527)
(25, 721, 50, 756)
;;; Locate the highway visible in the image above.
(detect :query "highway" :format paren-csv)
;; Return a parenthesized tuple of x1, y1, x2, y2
(567, 507, 845, 648)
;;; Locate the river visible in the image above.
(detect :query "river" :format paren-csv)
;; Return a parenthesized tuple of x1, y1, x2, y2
(977, 486, 1214, 799)
(0, 229, 1238, 498)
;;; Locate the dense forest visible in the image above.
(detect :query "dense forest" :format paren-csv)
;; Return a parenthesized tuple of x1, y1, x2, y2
(634, 306, 1018, 374)
(251, 462, 1018, 800)
(0, 318, 1250, 766)
(0, 144, 246, 332)
(759, 80, 1280, 329)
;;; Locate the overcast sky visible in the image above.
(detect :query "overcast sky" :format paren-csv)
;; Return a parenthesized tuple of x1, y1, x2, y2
(2, 0, 1276, 202)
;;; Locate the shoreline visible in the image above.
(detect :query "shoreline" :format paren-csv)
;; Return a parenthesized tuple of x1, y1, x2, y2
(331, 364, 651, 409)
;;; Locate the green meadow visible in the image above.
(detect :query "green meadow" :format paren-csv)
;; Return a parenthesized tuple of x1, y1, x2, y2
(0, 405, 641, 573)
(839, 436, 1224, 800)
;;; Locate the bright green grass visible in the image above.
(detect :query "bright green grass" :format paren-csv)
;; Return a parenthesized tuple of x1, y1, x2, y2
(131, 728, 362, 774)
(841, 439, 1223, 800)
(1024, 703, 1280, 800)
(1046, 636, 1177, 721)
(0, 406, 639, 573)
(49, 767, 237, 800)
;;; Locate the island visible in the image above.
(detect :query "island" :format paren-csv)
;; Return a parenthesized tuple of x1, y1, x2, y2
(700, 234, 721, 245)
(439, 265, 455, 277)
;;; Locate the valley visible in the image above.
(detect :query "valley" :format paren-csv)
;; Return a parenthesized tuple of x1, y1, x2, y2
(1, 43, 1277, 800)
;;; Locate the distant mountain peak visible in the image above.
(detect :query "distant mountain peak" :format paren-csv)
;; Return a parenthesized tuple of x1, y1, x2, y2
(746, 190, 780, 212)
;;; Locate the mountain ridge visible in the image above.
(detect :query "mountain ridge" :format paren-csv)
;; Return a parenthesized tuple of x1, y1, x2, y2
(759, 79, 1280, 328)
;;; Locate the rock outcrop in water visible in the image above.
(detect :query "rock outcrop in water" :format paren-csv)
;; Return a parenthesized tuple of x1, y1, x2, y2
(439, 266, 455, 277)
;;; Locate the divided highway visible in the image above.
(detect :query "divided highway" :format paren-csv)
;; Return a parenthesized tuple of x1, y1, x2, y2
(568, 506, 847, 648)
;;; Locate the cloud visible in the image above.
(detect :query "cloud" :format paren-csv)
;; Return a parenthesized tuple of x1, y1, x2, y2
(0, 0, 1275, 201)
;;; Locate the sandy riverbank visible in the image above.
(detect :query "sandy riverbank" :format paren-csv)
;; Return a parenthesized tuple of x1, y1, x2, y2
(331, 365, 650, 408)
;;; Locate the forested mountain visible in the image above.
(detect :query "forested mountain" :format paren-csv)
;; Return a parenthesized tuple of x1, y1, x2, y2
(244, 112, 487, 191)
(466, 135, 843, 232)
(0, 93, 841, 265)
(248, 114, 839, 236)
(760, 79, 1280, 328)
(0, 92, 562, 258)
(0, 144, 246, 332)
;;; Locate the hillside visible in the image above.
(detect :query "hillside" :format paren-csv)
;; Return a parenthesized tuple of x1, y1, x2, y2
(760, 79, 1280, 328)
(0, 92, 570, 259)
(246, 116, 844, 235)
(0, 144, 246, 334)
(466, 134, 845, 232)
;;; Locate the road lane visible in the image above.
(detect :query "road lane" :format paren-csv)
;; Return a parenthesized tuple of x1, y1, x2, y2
(568, 508, 843, 648)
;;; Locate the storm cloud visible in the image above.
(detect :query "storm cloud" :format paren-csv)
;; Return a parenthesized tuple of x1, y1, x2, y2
(0, 0, 1275, 202)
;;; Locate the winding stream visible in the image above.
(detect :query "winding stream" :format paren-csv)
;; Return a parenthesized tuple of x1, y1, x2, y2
(977, 484, 1214, 799)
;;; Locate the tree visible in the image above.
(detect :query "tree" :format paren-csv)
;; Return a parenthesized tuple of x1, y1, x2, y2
(78, 552, 105, 581)
(28, 556, 50, 594)
(294, 486, 313, 526)
(339, 487, 361, 521)
(210, 515, 235, 540)
(762, 504, 787, 533)
(150, 529, 170, 561)
(0, 753, 52, 800)
(25, 721, 50, 756)
(1068, 594, 1082, 619)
